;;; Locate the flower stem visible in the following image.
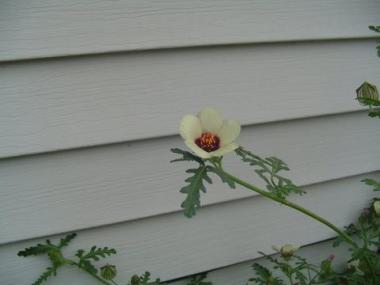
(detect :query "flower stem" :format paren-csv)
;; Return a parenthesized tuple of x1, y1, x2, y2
(220, 168, 356, 247)
(66, 260, 115, 285)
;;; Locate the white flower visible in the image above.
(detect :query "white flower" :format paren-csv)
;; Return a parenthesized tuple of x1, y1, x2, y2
(374, 201, 380, 216)
(179, 107, 241, 159)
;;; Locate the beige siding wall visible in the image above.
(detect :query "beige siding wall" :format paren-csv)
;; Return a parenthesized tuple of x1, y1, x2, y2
(1, 1, 379, 284)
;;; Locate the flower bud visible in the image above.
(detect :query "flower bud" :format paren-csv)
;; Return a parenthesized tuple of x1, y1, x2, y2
(356, 81, 379, 104)
(374, 201, 380, 216)
(100, 264, 117, 280)
(280, 244, 299, 258)
(131, 274, 141, 285)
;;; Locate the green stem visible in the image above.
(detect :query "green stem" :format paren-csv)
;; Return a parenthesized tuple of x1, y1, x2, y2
(220, 167, 357, 247)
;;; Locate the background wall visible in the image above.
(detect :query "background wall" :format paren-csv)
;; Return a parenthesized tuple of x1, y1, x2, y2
(1, 1, 380, 284)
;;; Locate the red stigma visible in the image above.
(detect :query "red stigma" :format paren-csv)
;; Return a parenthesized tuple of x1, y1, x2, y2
(195, 132, 220, 152)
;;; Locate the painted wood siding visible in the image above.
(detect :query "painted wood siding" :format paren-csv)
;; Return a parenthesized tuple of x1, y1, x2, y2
(1, 0, 379, 62)
(1, 173, 379, 284)
(1, 1, 379, 284)
(1, 40, 380, 158)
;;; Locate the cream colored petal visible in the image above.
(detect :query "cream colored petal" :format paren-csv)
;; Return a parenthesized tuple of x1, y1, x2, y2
(179, 115, 202, 140)
(218, 120, 241, 146)
(198, 107, 223, 133)
(185, 140, 212, 159)
(209, 143, 238, 157)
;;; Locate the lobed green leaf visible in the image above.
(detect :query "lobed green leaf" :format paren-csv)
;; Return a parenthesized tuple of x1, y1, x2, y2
(31, 267, 57, 285)
(186, 273, 213, 285)
(362, 179, 380, 191)
(170, 148, 204, 164)
(180, 165, 212, 218)
(58, 233, 77, 248)
(235, 147, 304, 199)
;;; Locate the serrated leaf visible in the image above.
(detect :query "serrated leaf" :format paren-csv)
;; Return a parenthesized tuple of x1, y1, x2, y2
(180, 165, 212, 218)
(18, 243, 53, 257)
(80, 259, 98, 275)
(129, 272, 163, 285)
(252, 263, 271, 279)
(58, 233, 77, 248)
(82, 246, 117, 261)
(235, 147, 304, 199)
(362, 179, 380, 191)
(249, 263, 285, 285)
(187, 273, 213, 285)
(31, 267, 57, 285)
(295, 271, 308, 285)
(369, 25, 380, 33)
(368, 110, 380, 118)
(170, 148, 204, 164)
(208, 166, 235, 189)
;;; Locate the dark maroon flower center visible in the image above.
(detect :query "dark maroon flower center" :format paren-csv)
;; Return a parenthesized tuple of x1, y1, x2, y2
(195, 132, 220, 152)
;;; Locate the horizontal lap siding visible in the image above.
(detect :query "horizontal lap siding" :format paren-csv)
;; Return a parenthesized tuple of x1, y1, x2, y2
(1, 0, 379, 62)
(1, 111, 379, 245)
(1, 173, 378, 285)
(1, 40, 379, 158)
(1, 2, 379, 284)
(171, 239, 350, 285)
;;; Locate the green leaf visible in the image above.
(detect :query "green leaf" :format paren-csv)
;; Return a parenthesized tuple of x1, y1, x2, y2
(368, 109, 380, 118)
(362, 179, 380, 191)
(186, 273, 213, 285)
(58, 233, 77, 248)
(208, 166, 236, 189)
(180, 165, 212, 217)
(249, 263, 285, 285)
(369, 26, 380, 57)
(170, 148, 204, 164)
(369, 25, 380, 33)
(18, 243, 53, 257)
(295, 271, 308, 285)
(80, 259, 98, 275)
(77, 246, 117, 262)
(235, 147, 304, 199)
(129, 272, 163, 285)
(251, 263, 272, 280)
(356, 97, 380, 107)
(17, 237, 67, 285)
(75, 246, 116, 275)
(31, 267, 57, 285)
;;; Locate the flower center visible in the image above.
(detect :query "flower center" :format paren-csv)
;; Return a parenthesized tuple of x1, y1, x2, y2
(195, 132, 220, 152)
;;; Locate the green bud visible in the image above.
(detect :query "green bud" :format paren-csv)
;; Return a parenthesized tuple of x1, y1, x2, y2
(131, 274, 141, 285)
(356, 81, 379, 104)
(280, 244, 299, 258)
(100, 264, 117, 280)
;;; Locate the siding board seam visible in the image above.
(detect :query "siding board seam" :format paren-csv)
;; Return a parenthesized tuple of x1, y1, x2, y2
(1, 35, 378, 64)
(0, 109, 368, 161)
(2, 170, 378, 247)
